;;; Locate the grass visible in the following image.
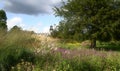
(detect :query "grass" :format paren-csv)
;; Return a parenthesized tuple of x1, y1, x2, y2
(1, 30, 120, 71)
(58, 40, 120, 51)
(31, 49, 120, 71)
(97, 41, 120, 51)
(57, 40, 91, 50)
(58, 42, 81, 49)
(0, 30, 35, 71)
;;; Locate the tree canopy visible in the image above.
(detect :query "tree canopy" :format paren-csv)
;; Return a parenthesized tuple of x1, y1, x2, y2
(10, 25, 22, 32)
(51, 0, 120, 48)
(0, 10, 7, 31)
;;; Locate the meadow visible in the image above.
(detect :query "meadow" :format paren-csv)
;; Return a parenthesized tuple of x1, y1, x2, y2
(0, 30, 120, 71)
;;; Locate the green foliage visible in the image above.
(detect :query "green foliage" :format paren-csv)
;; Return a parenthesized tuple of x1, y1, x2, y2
(32, 49, 120, 71)
(10, 25, 22, 32)
(0, 46, 34, 71)
(97, 41, 120, 51)
(58, 42, 81, 49)
(11, 60, 34, 71)
(0, 10, 7, 31)
(0, 30, 35, 71)
(34, 53, 60, 71)
(51, 0, 120, 48)
(1, 29, 120, 71)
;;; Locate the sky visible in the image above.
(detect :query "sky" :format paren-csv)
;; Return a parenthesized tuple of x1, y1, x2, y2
(0, 0, 65, 33)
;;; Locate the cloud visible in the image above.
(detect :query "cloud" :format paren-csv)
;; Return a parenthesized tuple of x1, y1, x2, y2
(3, 0, 65, 15)
(26, 22, 43, 33)
(25, 26, 40, 33)
(7, 17, 25, 30)
(27, 23, 50, 33)
(43, 27, 50, 33)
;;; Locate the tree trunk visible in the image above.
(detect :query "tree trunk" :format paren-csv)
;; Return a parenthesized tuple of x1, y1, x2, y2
(90, 38, 96, 48)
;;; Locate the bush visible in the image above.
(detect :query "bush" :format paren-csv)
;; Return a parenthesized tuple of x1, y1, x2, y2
(0, 46, 34, 71)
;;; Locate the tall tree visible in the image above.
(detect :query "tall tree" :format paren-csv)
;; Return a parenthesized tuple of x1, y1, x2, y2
(0, 10, 7, 31)
(53, 0, 120, 48)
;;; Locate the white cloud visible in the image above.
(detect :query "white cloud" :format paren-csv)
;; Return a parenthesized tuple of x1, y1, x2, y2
(24, 24, 50, 33)
(27, 23, 42, 33)
(43, 27, 50, 33)
(36, 22, 42, 26)
(7, 17, 25, 30)
(28, 27, 40, 33)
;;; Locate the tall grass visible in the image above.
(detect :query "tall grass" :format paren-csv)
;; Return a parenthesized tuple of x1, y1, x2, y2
(1, 30, 120, 71)
(33, 49, 120, 71)
(0, 30, 35, 71)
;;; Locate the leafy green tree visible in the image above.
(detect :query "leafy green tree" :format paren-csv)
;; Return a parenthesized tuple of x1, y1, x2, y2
(53, 0, 120, 48)
(0, 10, 7, 31)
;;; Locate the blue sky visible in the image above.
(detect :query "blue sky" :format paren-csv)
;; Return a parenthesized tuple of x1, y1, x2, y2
(0, 0, 64, 33)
